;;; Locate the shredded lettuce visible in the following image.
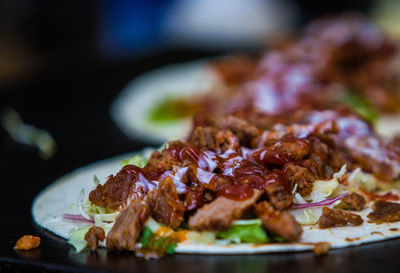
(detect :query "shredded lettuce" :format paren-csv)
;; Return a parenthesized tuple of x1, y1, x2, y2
(68, 226, 91, 252)
(217, 220, 269, 244)
(121, 154, 148, 168)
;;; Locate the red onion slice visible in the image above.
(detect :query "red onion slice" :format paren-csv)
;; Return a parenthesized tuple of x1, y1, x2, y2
(63, 214, 94, 223)
(292, 193, 348, 210)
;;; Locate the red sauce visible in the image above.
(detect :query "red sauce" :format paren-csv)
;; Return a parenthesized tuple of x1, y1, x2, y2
(179, 145, 201, 163)
(368, 191, 399, 201)
(238, 174, 265, 189)
(121, 165, 142, 177)
(217, 182, 254, 200)
(233, 162, 266, 177)
(143, 167, 165, 181)
(360, 187, 399, 201)
(265, 170, 290, 191)
(184, 187, 204, 211)
(249, 148, 291, 165)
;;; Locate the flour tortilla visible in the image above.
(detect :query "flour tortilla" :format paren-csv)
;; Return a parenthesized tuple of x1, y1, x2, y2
(110, 61, 221, 144)
(111, 60, 400, 144)
(32, 149, 400, 254)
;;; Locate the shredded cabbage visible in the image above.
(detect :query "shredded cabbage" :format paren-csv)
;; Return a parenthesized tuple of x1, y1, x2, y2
(121, 154, 148, 168)
(294, 193, 307, 204)
(68, 226, 91, 252)
(348, 168, 377, 191)
(145, 217, 162, 233)
(292, 209, 317, 225)
(185, 231, 216, 244)
(309, 165, 346, 202)
(93, 175, 100, 186)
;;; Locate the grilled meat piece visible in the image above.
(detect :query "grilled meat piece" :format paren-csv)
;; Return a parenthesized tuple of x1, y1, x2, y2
(283, 163, 315, 197)
(367, 199, 400, 224)
(211, 115, 261, 146)
(188, 189, 263, 231)
(85, 226, 105, 251)
(107, 199, 150, 250)
(340, 193, 366, 211)
(147, 177, 185, 229)
(89, 165, 142, 210)
(254, 201, 303, 241)
(265, 180, 293, 211)
(318, 206, 363, 228)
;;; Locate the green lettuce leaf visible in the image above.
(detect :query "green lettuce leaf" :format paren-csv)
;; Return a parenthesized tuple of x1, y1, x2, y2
(139, 226, 177, 255)
(339, 92, 378, 123)
(121, 155, 148, 167)
(217, 220, 269, 244)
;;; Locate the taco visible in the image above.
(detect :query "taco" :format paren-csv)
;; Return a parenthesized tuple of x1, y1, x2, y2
(33, 107, 400, 258)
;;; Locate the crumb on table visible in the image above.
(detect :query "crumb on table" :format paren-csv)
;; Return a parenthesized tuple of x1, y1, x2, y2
(14, 235, 41, 251)
(313, 242, 331, 256)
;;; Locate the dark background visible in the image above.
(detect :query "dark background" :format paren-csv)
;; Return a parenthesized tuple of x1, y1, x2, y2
(2, 0, 398, 272)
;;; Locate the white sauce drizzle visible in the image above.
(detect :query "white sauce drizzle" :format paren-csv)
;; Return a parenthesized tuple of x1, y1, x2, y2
(196, 168, 216, 184)
(136, 173, 158, 193)
(198, 151, 217, 172)
(169, 167, 188, 194)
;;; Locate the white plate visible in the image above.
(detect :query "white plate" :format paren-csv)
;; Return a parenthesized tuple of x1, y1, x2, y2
(110, 61, 220, 144)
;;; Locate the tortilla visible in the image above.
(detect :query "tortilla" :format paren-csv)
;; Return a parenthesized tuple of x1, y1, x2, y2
(32, 150, 400, 254)
(110, 61, 220, 144)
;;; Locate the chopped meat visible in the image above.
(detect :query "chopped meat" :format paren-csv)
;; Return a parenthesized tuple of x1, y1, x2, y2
(211, 55, 257, 85)
(147, 177, 185, 228)
(184, 187, 206, 211)
(85, 226, 105, 251)
(107, 199, 150, 250)
(189, 126, 240, 152)
(308, 137, 329, 168)
(265, 182, 293, 211)
(313, 242, 331, 256)
(318, 206, 363, 228)
(264, 172, 293, 211)
(283, 163, 315, 197)
(188, 189, 263, 231)
(212, 130, 241, 152)
(145, 141, 185, 171)
(211, 115, 261, 146)
(251, 129, 286, 148)
(340, 193, 366, 211)
(367, 199, 400, 224)
(89, 165, 142, 210)
(250, 137, 311, 165)
(14, 235, 40, 251)
(189, 127, 218, 151)
(254, 201, 303, 242)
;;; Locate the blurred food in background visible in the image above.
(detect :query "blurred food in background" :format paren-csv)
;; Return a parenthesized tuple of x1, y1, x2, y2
(112, 14, 400, 143)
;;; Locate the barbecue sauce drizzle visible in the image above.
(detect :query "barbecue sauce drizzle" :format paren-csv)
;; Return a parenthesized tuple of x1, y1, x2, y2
(125, 143, 291, 202)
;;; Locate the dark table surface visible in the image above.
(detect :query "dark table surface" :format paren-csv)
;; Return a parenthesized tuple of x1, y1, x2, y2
(1, 49, 400, 273)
